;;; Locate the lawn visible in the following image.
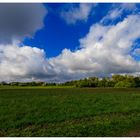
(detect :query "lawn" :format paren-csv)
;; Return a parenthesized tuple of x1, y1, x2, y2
(0, 87, 140, 136)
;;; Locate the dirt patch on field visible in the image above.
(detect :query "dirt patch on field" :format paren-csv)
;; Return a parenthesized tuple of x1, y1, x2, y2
(126, 130, 140, 137)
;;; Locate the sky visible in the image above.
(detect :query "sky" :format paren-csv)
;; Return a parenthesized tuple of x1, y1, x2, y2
(0, 3, 140, 82)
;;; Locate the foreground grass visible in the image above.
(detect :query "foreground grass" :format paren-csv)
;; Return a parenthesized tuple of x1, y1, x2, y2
(0, 88, 140, 136)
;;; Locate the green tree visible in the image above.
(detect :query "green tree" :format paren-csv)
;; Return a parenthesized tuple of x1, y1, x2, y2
(114, 80, 134, 88)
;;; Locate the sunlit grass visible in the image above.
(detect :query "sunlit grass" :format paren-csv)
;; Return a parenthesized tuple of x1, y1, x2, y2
(0, 88, 140, 136)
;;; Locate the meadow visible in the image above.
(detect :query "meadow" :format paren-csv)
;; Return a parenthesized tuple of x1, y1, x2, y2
(0, 87, 140, 136)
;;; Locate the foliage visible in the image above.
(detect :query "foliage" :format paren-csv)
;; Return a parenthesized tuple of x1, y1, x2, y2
(115, 81, 134, 88)
(0, 75, 140, 88)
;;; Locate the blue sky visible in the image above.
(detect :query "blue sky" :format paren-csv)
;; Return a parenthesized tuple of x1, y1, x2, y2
(23, 3, 112, 57)
(0, 3, 140, 82)
(23, 3, 140, 59)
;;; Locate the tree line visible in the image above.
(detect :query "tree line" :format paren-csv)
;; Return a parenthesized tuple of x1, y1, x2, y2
(0, 75, 140, 88)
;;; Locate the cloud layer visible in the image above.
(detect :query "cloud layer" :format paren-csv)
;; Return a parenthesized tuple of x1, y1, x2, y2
(0, 4, 140, 82)
(0, 3, 47, 44)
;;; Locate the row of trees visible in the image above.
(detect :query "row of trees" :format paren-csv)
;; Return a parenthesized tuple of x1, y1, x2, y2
(74, 75, 140, 88)
(0, 81, 56, 86)
(0, 75, 140, 88)
(59, 75, 140, 88)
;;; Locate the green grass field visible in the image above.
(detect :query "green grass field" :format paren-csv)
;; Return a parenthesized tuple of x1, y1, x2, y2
(0, 87, 140, 137)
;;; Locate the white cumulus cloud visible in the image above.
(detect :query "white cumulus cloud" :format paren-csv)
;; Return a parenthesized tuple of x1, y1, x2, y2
(0, 44, 55, 82)
(101, 3, 137, 23)
(49, 14, 140, 81)
(60, 3, 96, 24)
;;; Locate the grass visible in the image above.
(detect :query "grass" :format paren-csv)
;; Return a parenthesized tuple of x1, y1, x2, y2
(0, 87, 140, 136)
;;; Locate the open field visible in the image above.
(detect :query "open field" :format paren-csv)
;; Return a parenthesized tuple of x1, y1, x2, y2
(0, 87, 140, 137)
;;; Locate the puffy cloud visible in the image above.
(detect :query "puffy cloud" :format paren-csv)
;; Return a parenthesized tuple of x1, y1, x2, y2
(60, 3, 96, 24)
(49, 14, 140, 81)
(0, 3, 49, 82)
(0, 44, 55, 82)
(101, 3, 137, 23)
(0, 3, 47, 44)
